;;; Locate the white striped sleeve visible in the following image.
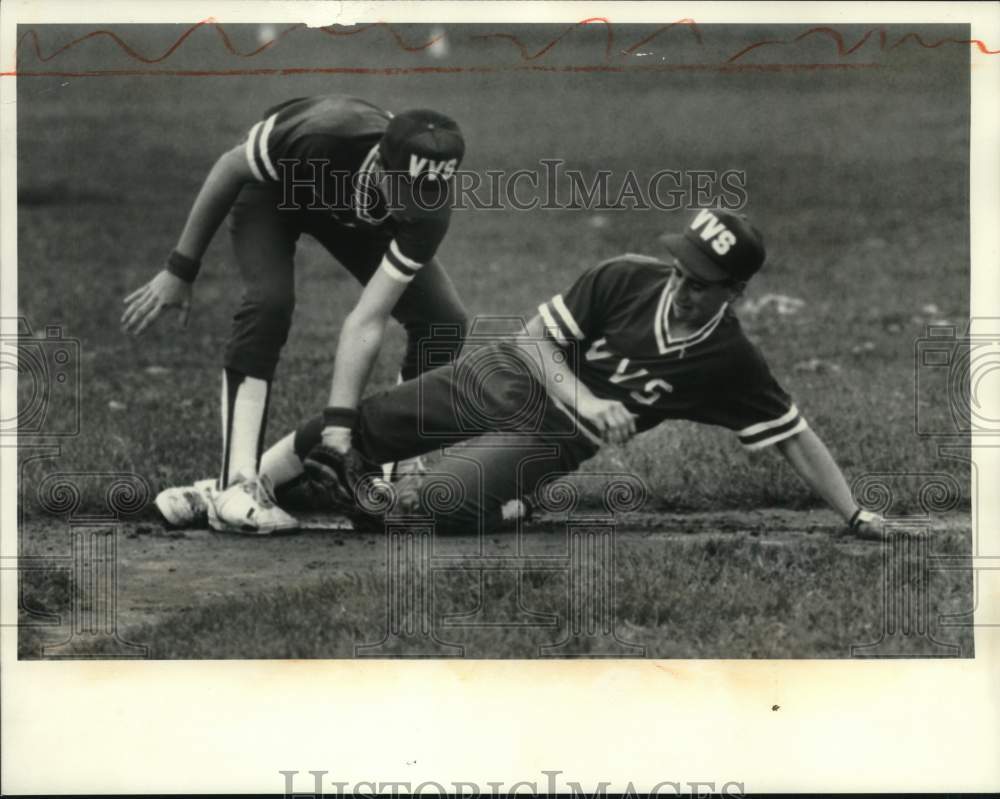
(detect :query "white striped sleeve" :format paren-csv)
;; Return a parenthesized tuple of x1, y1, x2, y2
(538, 302, 568, 345)
(380, 239, 424, 283)
(244, 121, 265, 182)
(551, 294, 585, 340)
(538, 292, 586, 347)
(244, 113, 280, 183)
(737, 404, 809, 450)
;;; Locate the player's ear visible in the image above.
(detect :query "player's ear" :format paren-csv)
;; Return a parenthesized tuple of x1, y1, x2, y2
(727, 280, 747, 301)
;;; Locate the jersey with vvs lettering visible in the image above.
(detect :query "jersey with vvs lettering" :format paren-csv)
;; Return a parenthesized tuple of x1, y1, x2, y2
(537, 254, 807, 449)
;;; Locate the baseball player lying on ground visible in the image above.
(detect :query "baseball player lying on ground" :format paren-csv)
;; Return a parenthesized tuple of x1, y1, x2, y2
(125, 95, 469, 534)
(158, 208, 886, 540)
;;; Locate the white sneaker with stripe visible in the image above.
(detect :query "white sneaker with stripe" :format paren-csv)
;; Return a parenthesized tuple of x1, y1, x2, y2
(207, 470, 298, 535)
(155, 478, 217, 528)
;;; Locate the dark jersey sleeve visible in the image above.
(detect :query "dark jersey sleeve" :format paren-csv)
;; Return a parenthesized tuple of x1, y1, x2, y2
(378, 215, 451, 283)
(536, 255, 646, 346)
(242, 97, 363, 183)
(694, 344, 807, 449)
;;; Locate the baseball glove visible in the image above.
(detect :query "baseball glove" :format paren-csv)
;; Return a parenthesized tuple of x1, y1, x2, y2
(302, 443, 382, 525)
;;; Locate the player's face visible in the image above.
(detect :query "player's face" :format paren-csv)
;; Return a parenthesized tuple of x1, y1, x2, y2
(667, 258, 736, 326)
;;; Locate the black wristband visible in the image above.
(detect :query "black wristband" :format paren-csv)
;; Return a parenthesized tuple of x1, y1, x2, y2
(165, 249, 201, 283)
(848, 508, 863, 529)
(323, 406, 360, 430)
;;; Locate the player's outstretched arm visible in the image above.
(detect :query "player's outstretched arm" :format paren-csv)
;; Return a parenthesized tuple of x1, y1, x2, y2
(121, 144, 253, 336)
(774, 427, 886, 540)
(320, 267, 409, 453)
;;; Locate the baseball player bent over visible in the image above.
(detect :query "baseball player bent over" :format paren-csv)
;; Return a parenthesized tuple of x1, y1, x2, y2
(164, 209, 887, 540)
(122, 95, 469, 533)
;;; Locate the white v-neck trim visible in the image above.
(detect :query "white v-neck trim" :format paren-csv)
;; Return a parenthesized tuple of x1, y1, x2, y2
(354, 144, 388, 224)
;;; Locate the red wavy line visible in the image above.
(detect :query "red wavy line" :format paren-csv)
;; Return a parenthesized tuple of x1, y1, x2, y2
(728, 25, 997, 62)
(14, 18, 445, 67)
(840, 28, 886, 56)
(623, 19, 704, 53)
(317, 22, 443, 52)
(891, 31, 1000, 55)
(15, 19, 309, 66)
(793, 26, 889, 56)
(470, 17, 614, 62)
(9, 19, 996, 71)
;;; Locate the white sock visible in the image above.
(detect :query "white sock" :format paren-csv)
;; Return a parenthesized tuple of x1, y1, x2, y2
(220, 370, 270, 487)
(259, 431, 304, 488)
(382, 372, 406, 481)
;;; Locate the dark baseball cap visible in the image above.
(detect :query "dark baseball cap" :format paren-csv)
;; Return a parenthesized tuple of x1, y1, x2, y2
(661, 209, 766, 283)
(379, 109, 465, 220)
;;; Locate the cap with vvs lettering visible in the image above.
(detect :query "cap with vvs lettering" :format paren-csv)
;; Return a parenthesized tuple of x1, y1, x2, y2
(379, 109, 465, 220)
(662, 208, 766, 283)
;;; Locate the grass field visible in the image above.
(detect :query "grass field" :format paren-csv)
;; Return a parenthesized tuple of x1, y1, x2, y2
(17, 512, 975, 659)
(14, 22, 974, 658)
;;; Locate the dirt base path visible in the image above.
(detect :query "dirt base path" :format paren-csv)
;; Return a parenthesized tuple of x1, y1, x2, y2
(18, 509, 970, 637)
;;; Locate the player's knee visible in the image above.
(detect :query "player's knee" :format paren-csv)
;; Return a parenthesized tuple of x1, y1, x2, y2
(404, 316, 467, 346)
(243, 292, 296, 338)
(400, 318, 467, 380)
(393, 476, 500, 536)
(451, 341, 542, 427)
(256, 291, 296, 320)
(449, 313, 469, 339)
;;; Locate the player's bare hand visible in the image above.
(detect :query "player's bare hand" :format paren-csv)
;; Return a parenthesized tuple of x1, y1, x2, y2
(121, 269, 192, 336)
(580, 396, 637, 445)
(848, 509, 887, 541)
